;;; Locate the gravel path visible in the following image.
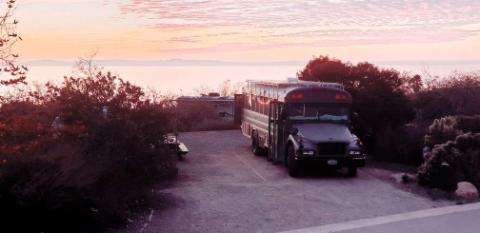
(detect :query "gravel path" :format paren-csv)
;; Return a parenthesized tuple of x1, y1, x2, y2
(120, 130, 453, 233)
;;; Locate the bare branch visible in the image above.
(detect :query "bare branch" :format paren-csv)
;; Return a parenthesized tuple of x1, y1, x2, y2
(0, 0, 27, 87)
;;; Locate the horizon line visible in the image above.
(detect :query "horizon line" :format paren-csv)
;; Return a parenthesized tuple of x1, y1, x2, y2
(21, 58, 480, 67)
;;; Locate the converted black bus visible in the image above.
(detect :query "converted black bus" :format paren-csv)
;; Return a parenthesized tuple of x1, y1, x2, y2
(237, 78, 365, 177)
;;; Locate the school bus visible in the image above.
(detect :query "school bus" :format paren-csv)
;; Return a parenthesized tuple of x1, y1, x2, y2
(237, 78, 365, 177)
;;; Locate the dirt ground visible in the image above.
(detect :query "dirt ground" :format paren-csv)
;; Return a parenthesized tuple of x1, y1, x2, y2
(118, 130, 454, 233)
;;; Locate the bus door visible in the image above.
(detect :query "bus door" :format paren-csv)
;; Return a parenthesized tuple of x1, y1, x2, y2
(277, 103, 286, 163)
(268, 100, 283, 163)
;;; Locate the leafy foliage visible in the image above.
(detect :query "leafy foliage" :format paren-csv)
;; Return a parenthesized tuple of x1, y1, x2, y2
(418, 133, 480, 191)
(424, 115, 480, 147)
(176, 100, 235, 132)
(414, 72, 480, 120)
(298, 56, 417, 154)
(372, 123, 426, 165)
(418, 115, 480, 190)
(0, 60, 176, 232)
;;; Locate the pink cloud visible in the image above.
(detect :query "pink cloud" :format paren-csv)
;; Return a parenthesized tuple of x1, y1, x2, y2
(115, 0, 480, 53)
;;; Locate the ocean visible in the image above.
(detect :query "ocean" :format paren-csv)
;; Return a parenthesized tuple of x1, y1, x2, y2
(22, 62, 480, 95)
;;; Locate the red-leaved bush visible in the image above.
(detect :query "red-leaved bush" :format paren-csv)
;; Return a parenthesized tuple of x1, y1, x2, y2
(0, 60, 177, 232)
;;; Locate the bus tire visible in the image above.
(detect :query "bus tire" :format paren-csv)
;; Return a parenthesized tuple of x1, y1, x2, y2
(266, 149, 273, 161)
(252, 133, 262, 156)
(287, 145, 299, 177)
(348, 166, 358, 177)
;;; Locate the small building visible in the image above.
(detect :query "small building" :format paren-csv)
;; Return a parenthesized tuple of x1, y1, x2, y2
(176, 92, 234, 117)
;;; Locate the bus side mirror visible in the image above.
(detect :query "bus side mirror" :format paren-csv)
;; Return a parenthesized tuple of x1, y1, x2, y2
(350, 112, 359, 131)
(290, 128, 299, 136)
(352, 112, 359, 121)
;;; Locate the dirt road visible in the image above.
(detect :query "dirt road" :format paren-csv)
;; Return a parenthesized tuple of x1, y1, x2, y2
(121, 130, 452, 233)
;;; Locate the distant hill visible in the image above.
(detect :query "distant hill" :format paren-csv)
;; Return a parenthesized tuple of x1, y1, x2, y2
(23, 59, 73, 66)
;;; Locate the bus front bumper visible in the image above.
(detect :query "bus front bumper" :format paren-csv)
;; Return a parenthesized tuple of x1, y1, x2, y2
(295, 155, 366, 168)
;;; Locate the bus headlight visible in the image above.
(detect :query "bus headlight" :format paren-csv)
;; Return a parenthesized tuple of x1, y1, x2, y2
(302, 150, 315, 156)
(349, 150, 362, 156)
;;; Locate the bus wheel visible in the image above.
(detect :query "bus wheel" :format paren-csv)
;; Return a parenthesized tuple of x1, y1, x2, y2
(266, 149, 273, 161)
(287, 146, 299, 177)
(348, 166, 357, 177)
(252, 134, 262, 156)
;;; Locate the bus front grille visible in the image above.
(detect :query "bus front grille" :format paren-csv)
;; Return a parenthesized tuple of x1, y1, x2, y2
(317, 143, 346, 155)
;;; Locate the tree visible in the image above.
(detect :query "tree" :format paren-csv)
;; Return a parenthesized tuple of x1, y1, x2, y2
(298, 56, 417, 153)
(0, 58, 177, 232)
(0, 0, 27, 86)
(414, 72, 480, 120)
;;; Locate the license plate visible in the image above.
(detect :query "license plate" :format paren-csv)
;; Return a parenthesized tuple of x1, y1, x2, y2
(327, 160, 338, 166)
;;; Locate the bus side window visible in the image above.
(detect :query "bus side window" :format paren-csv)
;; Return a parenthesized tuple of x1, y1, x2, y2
(259, 97, 263, 114)
(255, 96, 260, 113)
(256, 97, 260, 113)
(264, 97, 268, 114)
(250, 95, 257, 111)
(265, 98, 272, 115)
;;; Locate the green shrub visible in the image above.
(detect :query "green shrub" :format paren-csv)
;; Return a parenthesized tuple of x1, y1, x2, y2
(373, 123, 425, 165)
(414, 73, 480, 120)
(424, 116, 462, 147)
(418, 133, 480, 191)
(419, 115, 480, 191)
(298, 55, 417, 153)
(177, 101, 236, 132)
(424, 115, 480, 147)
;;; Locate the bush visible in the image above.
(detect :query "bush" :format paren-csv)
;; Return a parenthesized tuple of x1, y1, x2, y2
(418, 133, 480, 191)
(424, 116, 462, 147)
(0, 62, 177, 232)
(373, 123, 425, 165)
(414, 72, 480, 120)
(418, 115, 480, 191)
(424, 115, 480, 147)
(298, 55, 417, 157)
(177, 101, 236, 132)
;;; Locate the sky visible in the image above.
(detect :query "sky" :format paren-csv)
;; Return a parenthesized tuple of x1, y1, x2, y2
(15, 0, 480, 63)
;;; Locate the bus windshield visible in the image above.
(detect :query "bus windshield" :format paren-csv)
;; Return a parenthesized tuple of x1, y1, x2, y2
(286, 103, 349, 121)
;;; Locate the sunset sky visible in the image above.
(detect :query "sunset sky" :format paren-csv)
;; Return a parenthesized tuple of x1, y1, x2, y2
(16, 0, 480, 62)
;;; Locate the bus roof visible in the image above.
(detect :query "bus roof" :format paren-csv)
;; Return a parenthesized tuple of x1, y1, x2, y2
(246, 78, 344, 90)
(244, 78, 348, 103)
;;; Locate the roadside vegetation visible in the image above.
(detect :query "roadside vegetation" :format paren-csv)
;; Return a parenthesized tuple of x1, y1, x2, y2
(0, 0, 478, 228)
(0, 59, 178, 232)
(299, 55, 480, 193)
(177, 80, 239, 132)
(177, 100, 236, 132)
(419, 116, 480, 191)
